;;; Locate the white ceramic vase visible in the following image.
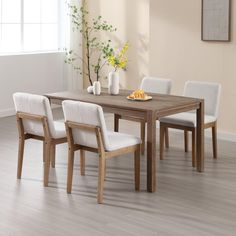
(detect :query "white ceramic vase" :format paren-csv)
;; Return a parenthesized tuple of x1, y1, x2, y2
(93, 81, 101, 96)
(87, 85, 94, 94)
(108, 72, 119, 95)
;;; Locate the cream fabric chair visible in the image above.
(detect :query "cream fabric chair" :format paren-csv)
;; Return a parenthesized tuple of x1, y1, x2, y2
(13, 93, 67, 186)
(159, 81, 221, 167)
(62, 100, 141, 204)
(115, 77, 172, 154)
(140, 77, 172, 94)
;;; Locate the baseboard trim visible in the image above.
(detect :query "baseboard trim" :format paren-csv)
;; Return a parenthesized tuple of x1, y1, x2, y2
(168, 128, 236, 143)
(213, 131, 236, 142)
(0, 108, 15, 118)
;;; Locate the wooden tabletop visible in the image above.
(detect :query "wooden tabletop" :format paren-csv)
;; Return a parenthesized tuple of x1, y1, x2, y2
(46, 89, 202, 118)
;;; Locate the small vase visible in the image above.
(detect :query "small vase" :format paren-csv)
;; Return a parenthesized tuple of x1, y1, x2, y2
(108, 72, 119, 95)
(87, 85, 94, 94)
(93, 81, 101, 96)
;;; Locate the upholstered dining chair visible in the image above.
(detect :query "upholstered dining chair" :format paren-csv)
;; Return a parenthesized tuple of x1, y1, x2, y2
(13, 93, 67, 186)
(62, 100, 141, 204)
(115, 77, 172, 154)
(159, 81, 221, 167)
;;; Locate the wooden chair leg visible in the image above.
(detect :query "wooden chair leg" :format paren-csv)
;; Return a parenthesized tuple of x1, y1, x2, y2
(43, 141, 46, 163)
(67, 147, 75, 194)
(164, 127, 169, 149)
(80, 149, 85, 176)
(160, 124, 165, 160)
(50, 144, 56, 168)
(97, 154, 106, 204)
(184, 130, 189, 152)
(44, 141, 51, 187)
(212, 123, 217, 159)
(114, 114, 120, 132)
(140, 121, 145, 155)
(134, 145, 140, 191)
(104, 160, 107, 181)
(192, 129, 196, 168)
(17, 136, 25, 179)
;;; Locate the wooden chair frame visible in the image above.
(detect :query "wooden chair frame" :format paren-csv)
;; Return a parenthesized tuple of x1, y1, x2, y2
(16, 112, 67, 186)
(160, 121, 217, 167)
(65, 121, 141, 204)
(114, 114, 169, 154)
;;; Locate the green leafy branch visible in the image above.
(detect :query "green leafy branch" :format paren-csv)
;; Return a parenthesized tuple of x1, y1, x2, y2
(65, 2, 117, 85)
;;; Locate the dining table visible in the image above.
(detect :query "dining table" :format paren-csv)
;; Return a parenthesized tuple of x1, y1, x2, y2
(45, 89, 205, 193)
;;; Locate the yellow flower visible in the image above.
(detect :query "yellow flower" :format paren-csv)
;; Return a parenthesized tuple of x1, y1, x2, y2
(119, 59, 127, 69)
(119, 42, 129, 59)
(107, 42, 129, 71)
(108, 55, 116, 67)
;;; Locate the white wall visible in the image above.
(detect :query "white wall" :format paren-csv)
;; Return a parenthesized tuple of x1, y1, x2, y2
(0, 52, 66, 117)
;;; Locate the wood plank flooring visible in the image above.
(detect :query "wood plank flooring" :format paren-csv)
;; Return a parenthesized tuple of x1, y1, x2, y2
(0, 108, 236, 236)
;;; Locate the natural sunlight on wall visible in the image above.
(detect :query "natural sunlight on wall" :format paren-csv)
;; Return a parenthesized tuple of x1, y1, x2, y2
(86, 0, 149, 90)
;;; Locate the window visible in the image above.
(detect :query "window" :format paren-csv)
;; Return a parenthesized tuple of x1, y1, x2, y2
(0, 0, 66, 54)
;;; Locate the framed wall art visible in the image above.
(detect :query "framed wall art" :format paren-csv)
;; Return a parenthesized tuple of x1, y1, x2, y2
(201, 0, 231, 42)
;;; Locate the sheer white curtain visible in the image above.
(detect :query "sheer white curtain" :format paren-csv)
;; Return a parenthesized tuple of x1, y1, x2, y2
(64, 0, 83, 90)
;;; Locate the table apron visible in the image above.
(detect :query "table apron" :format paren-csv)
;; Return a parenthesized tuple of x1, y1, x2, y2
(103, 107, 146, 119)
(156, 103, 200, 119)
(49, 98, 63, 105)
(48, 97, 147, 119)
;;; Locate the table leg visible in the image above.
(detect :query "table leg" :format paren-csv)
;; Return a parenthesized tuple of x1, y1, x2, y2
(147, 111, 156, 192)
(196, 100, 204, 172)
(114, 114, 120, 132)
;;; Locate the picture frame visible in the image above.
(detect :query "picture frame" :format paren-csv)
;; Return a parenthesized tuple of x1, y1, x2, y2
(201, 0, 231, 42)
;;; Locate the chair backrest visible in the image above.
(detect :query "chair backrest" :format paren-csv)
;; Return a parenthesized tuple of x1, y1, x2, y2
(13, 93, 55, 137)
(184, 81, 221, 118)
(62, 100, 110, 150)
(140, 77, 172, 94)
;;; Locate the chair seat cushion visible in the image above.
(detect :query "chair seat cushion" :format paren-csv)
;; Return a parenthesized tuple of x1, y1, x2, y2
(106, 131, 141, 152)
(159, 112, 216, 127)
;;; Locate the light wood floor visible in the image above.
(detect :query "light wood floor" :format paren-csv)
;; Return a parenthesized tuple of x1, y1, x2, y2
(0, 109, 236, 236)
